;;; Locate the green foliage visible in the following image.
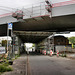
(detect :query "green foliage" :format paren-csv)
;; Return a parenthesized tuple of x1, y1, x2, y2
(0, 65, 6, 72)
(32, 44, 35, 47)
(2, 40, 7, 46)
(0, 58, 13, 74)
(68, 37, 75, 48)
(6, 67, 13, 71)
(68, 37, 75, 44)
(2, 62, 9, 67)
(0, 64, 13, 73)
(15, 54, 20, 59)
(61, 54, 67, 57)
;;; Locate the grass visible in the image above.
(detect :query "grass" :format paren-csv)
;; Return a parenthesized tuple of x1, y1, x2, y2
(15, 54, 20, 59)
(0, 64, 13, 73)
(0, 54, 20, 74)
(0, 60, 13, 73)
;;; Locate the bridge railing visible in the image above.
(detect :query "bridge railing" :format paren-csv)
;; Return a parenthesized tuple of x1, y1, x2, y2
(22, 1, 52, 19)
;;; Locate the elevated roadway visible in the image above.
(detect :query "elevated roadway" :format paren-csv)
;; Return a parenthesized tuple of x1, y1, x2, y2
(0, 0, 75, 43)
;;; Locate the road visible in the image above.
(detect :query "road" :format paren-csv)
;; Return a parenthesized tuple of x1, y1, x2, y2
(28, 55, 75, 75)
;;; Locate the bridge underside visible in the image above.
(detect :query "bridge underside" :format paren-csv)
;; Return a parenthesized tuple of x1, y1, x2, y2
(0, 14, 75, 43)
(13, 14, 75, 32)
(13, 31, 53, 43)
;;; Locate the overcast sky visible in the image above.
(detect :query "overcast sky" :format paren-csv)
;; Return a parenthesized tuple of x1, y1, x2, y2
(0, 0, 70, 8)
(55, 32, 75, 37)
(0, 0, 71, 14)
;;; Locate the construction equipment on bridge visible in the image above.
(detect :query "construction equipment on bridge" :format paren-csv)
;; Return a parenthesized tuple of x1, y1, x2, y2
(45, 0, 52, 12)
(11, 1, 52, 20)
(12, 10, 23, 20)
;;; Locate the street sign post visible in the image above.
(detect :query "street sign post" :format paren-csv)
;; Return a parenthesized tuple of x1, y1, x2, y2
(7, 23, 13, 59)
(8, 23, 13, 30)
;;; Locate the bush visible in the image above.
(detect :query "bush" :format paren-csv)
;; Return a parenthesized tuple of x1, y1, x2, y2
(15, 54, 20, 59)
(64, 54, 67, 57)
(0, 65, 13, 73)
(0, 65, 6, 72)
(2, 62, 9, 67)
(6, 67, 13, 71)
(61, 54, 67, 57)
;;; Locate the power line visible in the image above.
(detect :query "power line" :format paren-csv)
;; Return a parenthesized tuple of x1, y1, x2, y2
(0, 8, 12, 12)
(0, 6, 16, 9)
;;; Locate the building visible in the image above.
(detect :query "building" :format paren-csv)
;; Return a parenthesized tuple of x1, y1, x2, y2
(48, 35, 71, 52)
(36, 35, 72, 53)
(51, 35, 69, 45)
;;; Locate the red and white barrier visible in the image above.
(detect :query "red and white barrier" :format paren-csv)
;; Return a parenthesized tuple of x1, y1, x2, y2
(44, 50, 46, 55)
(50, 50, 53, 56)
(56, 50, 59, 57)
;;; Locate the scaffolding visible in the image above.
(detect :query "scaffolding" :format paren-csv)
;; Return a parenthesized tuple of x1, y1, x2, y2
(12, 0, 52, 19)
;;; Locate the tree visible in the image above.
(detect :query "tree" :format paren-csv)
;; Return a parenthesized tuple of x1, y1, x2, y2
(68, 37, 75, 44)
(68, 37, 75, 48)
(2, 40, 7, 47)
(32, 44, 35, 47)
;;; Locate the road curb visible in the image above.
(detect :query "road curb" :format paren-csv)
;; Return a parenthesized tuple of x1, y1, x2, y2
(26, 55, 31, 75)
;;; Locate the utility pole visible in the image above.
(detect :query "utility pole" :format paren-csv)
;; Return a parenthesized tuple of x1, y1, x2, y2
(12, 34, 15, 57)
(7, 25, 9, 58)
(53, 32, 56, 53)
(7, 23, 13, 59)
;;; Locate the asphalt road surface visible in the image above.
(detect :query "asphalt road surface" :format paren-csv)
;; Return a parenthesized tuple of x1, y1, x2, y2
(28, 55, 75, 75)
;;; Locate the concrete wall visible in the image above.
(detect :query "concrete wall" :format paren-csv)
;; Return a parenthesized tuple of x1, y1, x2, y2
(55, 45, 72, 52)
(72, 49, 75, 52)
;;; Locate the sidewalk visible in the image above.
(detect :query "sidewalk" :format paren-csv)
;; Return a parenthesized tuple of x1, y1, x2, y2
(2, 54, 27, 75)
(66, 53, 75, 59)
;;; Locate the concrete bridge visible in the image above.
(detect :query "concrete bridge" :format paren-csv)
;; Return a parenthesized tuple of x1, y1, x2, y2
(0, 0, 75, 43)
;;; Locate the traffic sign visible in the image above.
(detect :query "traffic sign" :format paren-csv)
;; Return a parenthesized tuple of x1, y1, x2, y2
(8, 23, 13, 30)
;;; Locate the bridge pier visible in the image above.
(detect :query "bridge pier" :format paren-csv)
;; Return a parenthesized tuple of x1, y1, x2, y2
(36, 32, 55, 55)
(11, 34, 25, 57)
